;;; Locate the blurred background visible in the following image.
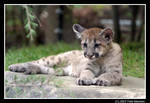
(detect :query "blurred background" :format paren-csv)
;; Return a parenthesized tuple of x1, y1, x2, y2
(5, 5, 145, 78)
(5, 5, 145, 49)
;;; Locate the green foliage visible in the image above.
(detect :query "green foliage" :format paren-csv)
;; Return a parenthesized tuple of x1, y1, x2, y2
(7, 20, 14, 27)
(73, 5, 83, 8)
(6, 6, 22, 29)
(23, 5, 38, 41)
(5, 42, 145, 78)
(91, 5, 106, 10)
(6, 5, 13, 12)
(125, 12, 132, 18)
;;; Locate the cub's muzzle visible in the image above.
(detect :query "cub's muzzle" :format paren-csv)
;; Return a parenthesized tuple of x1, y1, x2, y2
(84, 52, 99, 59)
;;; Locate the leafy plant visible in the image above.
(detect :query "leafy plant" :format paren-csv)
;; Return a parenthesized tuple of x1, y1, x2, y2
(23, 5, 38, 41)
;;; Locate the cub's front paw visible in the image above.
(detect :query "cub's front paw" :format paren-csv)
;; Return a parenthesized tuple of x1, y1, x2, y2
(9, 64, 25, 72)
(8, 63, 40, 74)
(76, 78, 93, 86)
(94, 78, 111, 86)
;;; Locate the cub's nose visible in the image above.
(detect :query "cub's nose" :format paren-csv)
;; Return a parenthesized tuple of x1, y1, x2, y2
(87, 53, 94, 59)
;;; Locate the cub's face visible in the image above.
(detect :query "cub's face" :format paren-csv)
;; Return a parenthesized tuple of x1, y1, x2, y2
(73, 24, 114, 60)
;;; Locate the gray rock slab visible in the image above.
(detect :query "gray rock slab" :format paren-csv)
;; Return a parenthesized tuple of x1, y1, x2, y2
(4, 71, 145, 99)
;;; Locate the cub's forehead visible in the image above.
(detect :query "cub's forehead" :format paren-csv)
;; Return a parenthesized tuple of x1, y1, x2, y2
(82, 27, 104, 39)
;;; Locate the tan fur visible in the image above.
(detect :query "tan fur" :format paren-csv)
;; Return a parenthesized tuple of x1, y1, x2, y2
(9, 24, 123, 86)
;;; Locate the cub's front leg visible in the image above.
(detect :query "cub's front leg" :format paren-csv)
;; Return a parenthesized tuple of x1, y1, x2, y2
(76, 69, 95, 85)
(94, 72, 122, 86)
(9, 62, 55, 75)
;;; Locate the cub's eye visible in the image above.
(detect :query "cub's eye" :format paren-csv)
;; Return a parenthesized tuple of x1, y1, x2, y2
(83, 43, 87, 48)
(94, 43, 100, 48)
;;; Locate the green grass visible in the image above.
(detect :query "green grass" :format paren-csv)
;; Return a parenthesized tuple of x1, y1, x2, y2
(5, 42, 145, 78)
(5, 42, 81, 71)
(121, 42, 145, 78)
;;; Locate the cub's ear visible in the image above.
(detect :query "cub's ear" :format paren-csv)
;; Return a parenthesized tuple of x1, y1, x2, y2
(72, 24, 85, 39)
(100, 27, 114, 44)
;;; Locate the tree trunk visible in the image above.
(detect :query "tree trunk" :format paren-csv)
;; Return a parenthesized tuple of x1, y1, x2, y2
(130, 5, 139, 42)
(62, 6, 76, 43)
(34, 5, 46, 45)
(112, 5, 121, 43)
(137, 6, 145, 42)
(41, 6, 59, 44)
